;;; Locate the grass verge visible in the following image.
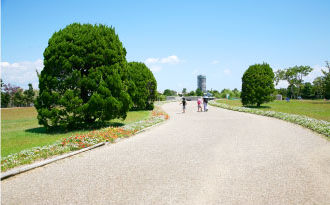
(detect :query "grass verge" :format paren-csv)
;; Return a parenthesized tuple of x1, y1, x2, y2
(1, 107, 150, 157)
(210, 100, 330, 138)
(215, 99, 330, 122)
(1, 105, 169, 172)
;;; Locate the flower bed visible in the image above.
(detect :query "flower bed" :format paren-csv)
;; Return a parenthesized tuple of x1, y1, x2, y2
(209, 101, 330, 138)
(1, 106, 169, 171)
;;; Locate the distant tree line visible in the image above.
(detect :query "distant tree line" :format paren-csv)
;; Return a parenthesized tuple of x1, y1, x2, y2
(163, 89, 177, 96)
(275, 61, 330, 99)
(161, 87, 241, 99)
(209, 88, 241, 99)
(1, 80, 37, 108)
(239, 61, 330, 107)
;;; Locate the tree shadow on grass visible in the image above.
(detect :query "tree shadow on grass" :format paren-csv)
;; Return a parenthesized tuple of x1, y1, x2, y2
(310, 101, 330, 105)
(244, 105, 271, 109)
(25, 121, 125, 135)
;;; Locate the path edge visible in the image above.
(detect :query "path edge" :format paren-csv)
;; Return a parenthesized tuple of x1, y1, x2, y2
(1, 110, 169, 180)
(1, 142, 105, 180)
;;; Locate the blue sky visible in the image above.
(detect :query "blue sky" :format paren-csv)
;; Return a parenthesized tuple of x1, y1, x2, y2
(1, 0, 330, 91)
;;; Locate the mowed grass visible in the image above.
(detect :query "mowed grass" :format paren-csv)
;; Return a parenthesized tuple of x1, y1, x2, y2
(1, 107, 150, 157)
(216, 99, 330, 122)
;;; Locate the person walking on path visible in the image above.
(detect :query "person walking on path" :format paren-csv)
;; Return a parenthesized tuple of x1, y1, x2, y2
(203, 96, 208, 112)
(180, 97, 187, 113)
(197, 97, 203, 112)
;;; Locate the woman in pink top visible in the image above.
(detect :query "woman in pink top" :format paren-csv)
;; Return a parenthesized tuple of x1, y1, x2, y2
(197, 98, 203, 112)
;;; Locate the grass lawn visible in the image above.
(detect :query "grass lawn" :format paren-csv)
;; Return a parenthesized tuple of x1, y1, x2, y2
(1, 107, 150, 157)
(215, 99, 330, 122)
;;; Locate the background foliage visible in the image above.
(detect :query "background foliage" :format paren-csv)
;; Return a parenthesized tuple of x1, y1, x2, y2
(128, 62, 157, 110)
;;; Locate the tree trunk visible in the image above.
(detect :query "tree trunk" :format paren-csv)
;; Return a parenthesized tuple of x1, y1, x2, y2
(298, 84, 302, 98)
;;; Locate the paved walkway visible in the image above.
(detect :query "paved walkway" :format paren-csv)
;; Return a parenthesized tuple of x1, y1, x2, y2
(2, 102, 330, 205)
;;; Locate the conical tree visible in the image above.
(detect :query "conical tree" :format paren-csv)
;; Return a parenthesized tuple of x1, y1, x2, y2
(36, 23, 132, 128)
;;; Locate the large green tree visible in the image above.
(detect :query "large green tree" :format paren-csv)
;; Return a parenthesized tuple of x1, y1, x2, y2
(322, 61, 330, 99)
(128, 62, 157, 110)
(36, 23, 131, 128)
(241, 63, 275, 107)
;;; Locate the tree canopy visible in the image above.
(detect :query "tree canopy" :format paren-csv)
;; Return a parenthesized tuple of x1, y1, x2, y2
(301, 82, 313, 99)
(23, 83, 35, 107)
(241, 63, 275, 107)
(275, 65, 313, 99)
(163, 89, 177, 96)
(128, 62, 157, 110)
(35, 23, 131, 128)
(322, 61, 330, 99)
(182, 88, 187, 95)
(195, 88, 203, 96)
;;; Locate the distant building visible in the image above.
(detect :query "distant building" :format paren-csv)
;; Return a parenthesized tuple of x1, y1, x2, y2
(197, 75, 206, 92)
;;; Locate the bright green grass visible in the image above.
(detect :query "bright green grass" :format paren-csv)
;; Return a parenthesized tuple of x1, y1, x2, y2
(1, 107, 150, 157)
(216, 99, 330, 122)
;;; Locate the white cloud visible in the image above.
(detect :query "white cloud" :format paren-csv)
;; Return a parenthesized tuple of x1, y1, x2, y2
(223, 69, 231, 75)
(1, 62, 10, 67)
(145, 55, 181, 65)
(212, 60, 219, 64)
(145, 58, 160, 64)
(305, 65, 326, 83)
(276, 81, 289, 89)
(160, 55, 180, 64)
(1, 59, 44, 89)
(149, 65, 162, 72)
(145, 55, 181, 73)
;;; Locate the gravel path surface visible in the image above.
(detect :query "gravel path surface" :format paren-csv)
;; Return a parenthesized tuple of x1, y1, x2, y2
(2, 102, 330, 205)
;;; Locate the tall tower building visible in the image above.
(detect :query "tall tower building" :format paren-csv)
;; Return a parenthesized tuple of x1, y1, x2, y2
(197, 75, 206, 92)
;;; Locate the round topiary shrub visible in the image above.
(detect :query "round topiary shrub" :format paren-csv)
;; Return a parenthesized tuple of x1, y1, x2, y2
(241, 62, 275, 107)
(35, 23, 132, 128)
